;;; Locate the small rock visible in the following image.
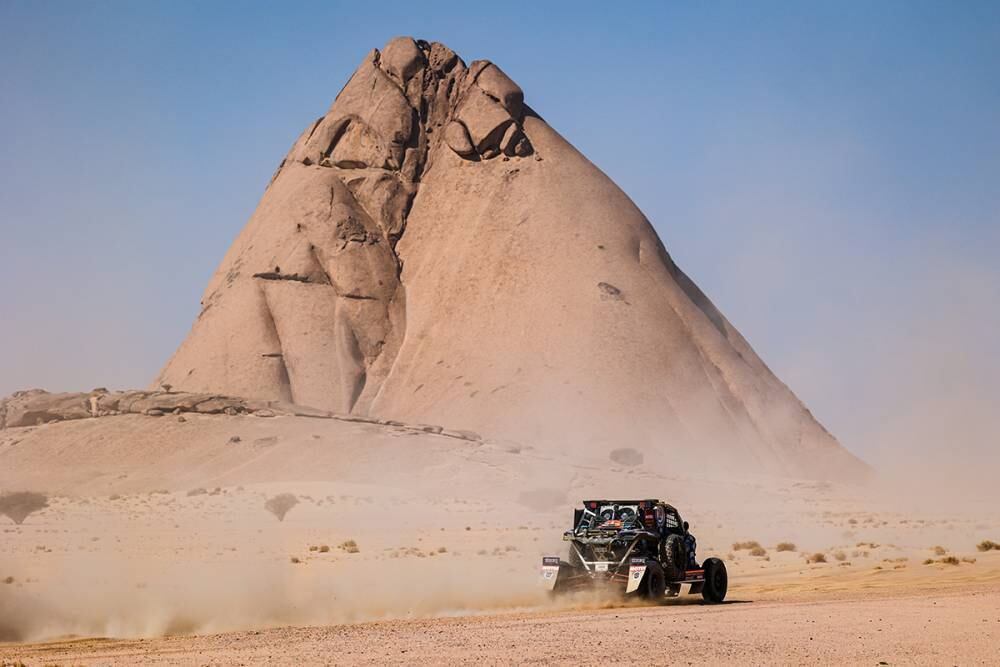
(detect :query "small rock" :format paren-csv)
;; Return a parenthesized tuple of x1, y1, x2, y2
(228, 435, 242, 444)
(177, 416, 186, 423)
(145, 409, 164, 417)
(381, 36, 425, 83)
(444, 121, 476, 158)
(254, 409, 275, 418)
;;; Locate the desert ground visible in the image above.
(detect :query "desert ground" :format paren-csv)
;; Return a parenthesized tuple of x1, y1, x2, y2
(2, 412, 999, 665)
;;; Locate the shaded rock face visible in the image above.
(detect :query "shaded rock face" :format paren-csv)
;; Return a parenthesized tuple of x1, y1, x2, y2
(157, 37, 867, 480)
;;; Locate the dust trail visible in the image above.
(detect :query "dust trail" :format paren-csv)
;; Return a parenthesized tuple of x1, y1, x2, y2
(0, 552, 548, 643)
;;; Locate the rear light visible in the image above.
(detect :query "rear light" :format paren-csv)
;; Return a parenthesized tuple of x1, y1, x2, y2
(588, 501, 598, 510)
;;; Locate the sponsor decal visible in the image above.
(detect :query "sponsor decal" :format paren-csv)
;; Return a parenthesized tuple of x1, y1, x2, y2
(540, 556, 561, 590)
(626, 559, 647, 594)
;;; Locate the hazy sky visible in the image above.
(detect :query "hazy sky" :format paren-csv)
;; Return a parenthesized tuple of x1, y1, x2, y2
(1, 1, 998, 467)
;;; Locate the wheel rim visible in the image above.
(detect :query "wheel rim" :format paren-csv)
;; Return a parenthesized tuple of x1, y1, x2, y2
(713, 569, 725, 592)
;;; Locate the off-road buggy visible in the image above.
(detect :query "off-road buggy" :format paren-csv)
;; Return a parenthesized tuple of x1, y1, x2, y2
(541, 499, 727, 603)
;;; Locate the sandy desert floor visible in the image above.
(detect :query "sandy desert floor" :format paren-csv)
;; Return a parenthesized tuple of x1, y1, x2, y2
(6, 585, 1000, 666)
(2, 413, 999, 665)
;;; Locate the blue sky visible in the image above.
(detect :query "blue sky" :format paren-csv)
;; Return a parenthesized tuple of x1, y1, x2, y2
(1, 1, 998, 468)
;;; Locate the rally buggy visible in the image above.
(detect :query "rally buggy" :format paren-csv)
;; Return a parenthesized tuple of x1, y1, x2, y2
(541, 499, 728, 603)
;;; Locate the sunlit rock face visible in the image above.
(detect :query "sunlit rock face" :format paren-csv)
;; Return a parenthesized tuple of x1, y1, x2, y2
(157, 37, 866, 481)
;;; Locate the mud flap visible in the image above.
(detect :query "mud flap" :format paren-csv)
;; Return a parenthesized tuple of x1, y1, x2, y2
(541, 556, 560, 591)
(625, 557, 647, 594)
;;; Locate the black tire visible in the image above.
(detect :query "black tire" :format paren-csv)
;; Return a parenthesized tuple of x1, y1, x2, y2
(641, 560, 666, 599)
(660, 534, 686, 581)
(701, 557, 728, 603)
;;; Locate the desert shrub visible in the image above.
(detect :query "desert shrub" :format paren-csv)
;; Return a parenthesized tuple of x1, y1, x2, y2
(264, 493, 299, 521)
(976, 540, 1000, 552)
(2, 576, 13, 584)
(290, 556, 301, 564)
(186, 488, 207, 497)
(939, 556, 960, 565)
(0, 491, 49, 525)
(775, 542, 796, 552)
(833, 550, 847, 561)
(319, 545, 330, 553)
(922, 558, 934, 565)
(437, 546, 448, 553)
(749, 546, 767, 557)
(961, 557, 977, 564)
(339, 539, 359, 553)
(806, 552, 827, 564)
(732, 540, 762, 551)
(609, 448, 644, 466)
(932, 545, 947, 556)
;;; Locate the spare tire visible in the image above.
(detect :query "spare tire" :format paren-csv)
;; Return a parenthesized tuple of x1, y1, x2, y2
(660, 534, 686, 581)
(642, 559, 666, 599)
(701, 557, 728, 603)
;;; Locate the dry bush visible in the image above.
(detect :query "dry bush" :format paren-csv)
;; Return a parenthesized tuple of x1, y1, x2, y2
(806, 552, 827, 564)
(264, 493, 299, 522)
(0, 491, 49, 525)
(3, 576, 13, 584)
(922, 558, 934, 565)
(976, 540, 1000, 552)
(186, 488, 207, 497)
(339, 539, 359, 554)
(932, 545, 947, 556)
(437, 546, 448, 553)
(775, 542, 796, 552)
(749, 546, 767, 557)
(732, 540, 762, 551)
(833, 550, 847, 561)
(309, 545, 318, 552)
(609, 448, 644, 466)
(290, 556, 301, 564)
(319, 545, 330, 553)
(939, 556, 960, 566)
(962, 557, 977, 564)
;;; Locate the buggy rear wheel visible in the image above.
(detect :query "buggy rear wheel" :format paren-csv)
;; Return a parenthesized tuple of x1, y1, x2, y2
(701, 557, 728, 603)
(641, 560, 666, 599)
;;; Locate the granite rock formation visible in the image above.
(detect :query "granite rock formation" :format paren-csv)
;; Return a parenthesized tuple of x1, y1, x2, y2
(156, 37, 866, 480)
